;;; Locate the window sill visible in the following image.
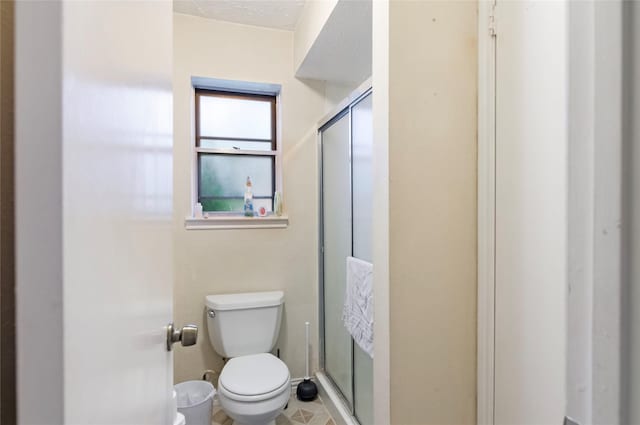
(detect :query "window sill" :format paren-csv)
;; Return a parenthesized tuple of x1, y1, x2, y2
(184, 214, 289, 230)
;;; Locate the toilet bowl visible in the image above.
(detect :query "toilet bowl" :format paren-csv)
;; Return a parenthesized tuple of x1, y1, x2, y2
(217, 353, 290, 425)
(205, 291, 290, 425)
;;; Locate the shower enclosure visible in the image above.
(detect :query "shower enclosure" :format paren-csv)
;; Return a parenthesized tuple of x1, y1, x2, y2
(319, 86, 373, 425)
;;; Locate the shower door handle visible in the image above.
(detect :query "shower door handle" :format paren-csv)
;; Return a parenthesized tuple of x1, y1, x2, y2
(166, 323, 198, 351)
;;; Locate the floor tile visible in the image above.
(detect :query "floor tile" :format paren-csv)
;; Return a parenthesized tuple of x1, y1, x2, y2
(211, 390, 335, 425)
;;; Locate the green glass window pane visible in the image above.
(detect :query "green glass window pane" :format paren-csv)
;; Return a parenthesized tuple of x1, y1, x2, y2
(200, 199, 244, 213)
(198, 154, 274, 212)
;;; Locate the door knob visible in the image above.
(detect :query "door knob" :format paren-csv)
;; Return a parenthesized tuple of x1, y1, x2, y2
(166, 323, 198, 351)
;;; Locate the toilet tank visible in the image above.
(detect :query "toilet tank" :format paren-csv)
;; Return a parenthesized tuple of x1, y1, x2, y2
(205, 291, 284, 358)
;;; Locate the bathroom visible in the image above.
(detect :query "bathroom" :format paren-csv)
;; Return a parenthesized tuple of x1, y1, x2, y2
(8, 0, 479, 423)
(169, 0, 477, 424)
(172, 1, 376, 424)
(13, 0, 637, 424)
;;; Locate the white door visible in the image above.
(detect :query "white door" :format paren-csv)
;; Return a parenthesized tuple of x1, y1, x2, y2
(493, 1, 569, 423)
(15, 1, 175, 423)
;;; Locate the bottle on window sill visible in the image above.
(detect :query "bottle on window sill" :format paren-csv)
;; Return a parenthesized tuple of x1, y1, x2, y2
(244, 176, 254, 217)
(194, 202, 203, 219)
(274, 191, 283, 217)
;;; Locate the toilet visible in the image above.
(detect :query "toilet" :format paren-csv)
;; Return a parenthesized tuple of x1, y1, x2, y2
(205, 291, 290, 425)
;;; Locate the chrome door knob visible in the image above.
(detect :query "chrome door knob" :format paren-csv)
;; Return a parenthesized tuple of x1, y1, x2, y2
(166, 323, 198, 351)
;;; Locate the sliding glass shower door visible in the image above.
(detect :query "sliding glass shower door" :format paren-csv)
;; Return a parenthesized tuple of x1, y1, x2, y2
(320, 91, 373, 425)
(351, 93, 373, 425)
(321, 111, 354, 407)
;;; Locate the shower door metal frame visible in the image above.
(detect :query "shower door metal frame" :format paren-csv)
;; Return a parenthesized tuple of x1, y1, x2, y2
(317, 80, 372, 421)
(319, 107, 354, 415)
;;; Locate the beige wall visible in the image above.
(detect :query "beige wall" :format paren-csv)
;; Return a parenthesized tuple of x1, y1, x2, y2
(173, 13, 333, 382)
(384, 1, 478, 423)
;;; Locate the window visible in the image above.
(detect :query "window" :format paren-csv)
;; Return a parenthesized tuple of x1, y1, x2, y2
(195, 89, 277, 214)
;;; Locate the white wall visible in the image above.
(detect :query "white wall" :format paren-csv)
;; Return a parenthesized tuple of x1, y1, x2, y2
(173, 13, 335, 382)
(294, 0, 372, 84)
(293, 0, 338, 73)
(324, 82, 360, 113)
(494, 1, 568, 423)
(568, 2, 628, 423)
(591, 5, 625, 423)
(568, 2, 595, 422)
(487, 2, 634, 422)
(371, 1, 390, 423)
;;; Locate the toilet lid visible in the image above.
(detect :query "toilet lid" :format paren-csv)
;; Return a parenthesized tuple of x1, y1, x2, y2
(219, 353, 289, 396)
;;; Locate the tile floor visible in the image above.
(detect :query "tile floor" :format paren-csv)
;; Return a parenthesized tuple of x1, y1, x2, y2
(211, 391, 336, 425)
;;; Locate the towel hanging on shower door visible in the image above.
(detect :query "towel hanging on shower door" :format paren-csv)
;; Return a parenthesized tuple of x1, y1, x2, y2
(343, 256, 374, 358)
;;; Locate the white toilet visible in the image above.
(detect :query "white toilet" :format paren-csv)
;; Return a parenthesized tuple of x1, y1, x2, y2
(205, 291, 290, 425)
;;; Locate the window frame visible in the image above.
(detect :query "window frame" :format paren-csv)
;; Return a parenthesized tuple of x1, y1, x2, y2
(193, 88, 280, 215)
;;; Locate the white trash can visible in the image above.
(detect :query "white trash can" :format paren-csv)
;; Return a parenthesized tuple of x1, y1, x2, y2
(174, 381, 215, 425)
(174, 412, 186, 425)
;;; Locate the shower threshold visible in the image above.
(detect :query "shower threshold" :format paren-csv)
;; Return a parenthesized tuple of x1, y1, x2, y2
(315, 371, 361, 425)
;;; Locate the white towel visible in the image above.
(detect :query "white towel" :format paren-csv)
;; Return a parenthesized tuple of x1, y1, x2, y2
(343, 256, 374, 358)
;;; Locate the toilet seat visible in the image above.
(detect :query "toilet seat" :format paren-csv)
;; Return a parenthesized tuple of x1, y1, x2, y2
(218, 353, 290, 402)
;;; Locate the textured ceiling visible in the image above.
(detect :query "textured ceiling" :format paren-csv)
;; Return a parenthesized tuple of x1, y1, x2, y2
(173, 0, 306, 31)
